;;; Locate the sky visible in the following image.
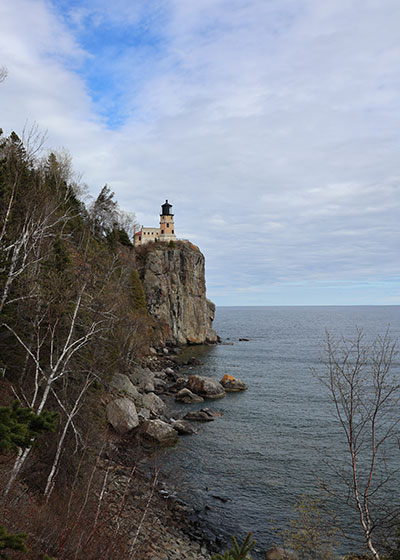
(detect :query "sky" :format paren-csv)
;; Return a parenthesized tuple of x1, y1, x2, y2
(0, 0, 399, 306)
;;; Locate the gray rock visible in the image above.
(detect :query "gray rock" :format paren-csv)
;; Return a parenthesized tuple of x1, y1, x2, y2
(171, 420, 197, 435)
(220, 374, 248, 392)
(183, 409, 216, 422)
(138, 243, 218, 345)
(175, 388, 204, 404)
(141, 392, 167, 416)
(106, 398, 139, 434)
(143, 419, 178, 445)
(186, 375, 226, 399)
(168, 377, 188, 393)
(110, 373, 141, 401)
(164, 367, 175, 375)
(138, 407, 151, 422)
(265, 547, 298, 560)
(154, 370, 168, 380)
(154, 378, 169, 393)
(129, 366, 155, 393)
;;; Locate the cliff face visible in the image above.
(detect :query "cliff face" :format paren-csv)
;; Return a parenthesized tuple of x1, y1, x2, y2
(137, 242, 218, 345)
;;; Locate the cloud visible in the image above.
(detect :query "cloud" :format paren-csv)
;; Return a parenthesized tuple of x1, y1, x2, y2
(0, 0, 399, 305)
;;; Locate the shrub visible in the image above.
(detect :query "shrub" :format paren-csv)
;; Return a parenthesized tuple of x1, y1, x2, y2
(212, 533, 255, 560)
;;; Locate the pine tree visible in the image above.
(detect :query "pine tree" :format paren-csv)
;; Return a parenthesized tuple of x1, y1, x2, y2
(130, 269, 147, 313)
(0, 525, 28, 557)
(0, 401, 59, 451)
(212, 533, 256, 560)
(117, 227, 133, 247)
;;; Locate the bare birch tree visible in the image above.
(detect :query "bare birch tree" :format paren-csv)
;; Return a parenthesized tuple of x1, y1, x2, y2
(3, 279, 113, 493)
(315, 329, 400, 559)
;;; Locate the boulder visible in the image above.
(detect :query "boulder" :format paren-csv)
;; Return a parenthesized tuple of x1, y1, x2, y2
(106, 398, 139, 434)
(153, 370, 167, 380)
(171, 419, 197, 435)
(175, 388, 204, 404)
(183, 408, 217, 422)
(220, 374, 248, 392)
(154, 378, 169, 394)
(129, 366, 155, 393)
(143, 419, 178, 445)
(138, 408, 151, 422)
(141, 392, 167, 416)
(265, 547, 298, 560)
(109, 373, 141, 402)
(168, 377, 188, 393)
(186, 375, 226, 399)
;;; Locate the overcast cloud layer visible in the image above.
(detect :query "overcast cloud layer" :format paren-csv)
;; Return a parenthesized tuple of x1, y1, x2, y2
(0, 0, 399, 305)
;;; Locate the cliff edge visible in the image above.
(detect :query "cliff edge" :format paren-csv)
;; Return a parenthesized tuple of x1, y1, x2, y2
(137, 241, 218, 345)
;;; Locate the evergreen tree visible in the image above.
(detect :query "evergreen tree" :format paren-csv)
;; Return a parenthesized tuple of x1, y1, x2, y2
(0, 401, 59, 451)
(212, 533, 255, 560)
(0, 525, 28, 557)
(117, 227, 133, 247)
(130, 269, 147, 312)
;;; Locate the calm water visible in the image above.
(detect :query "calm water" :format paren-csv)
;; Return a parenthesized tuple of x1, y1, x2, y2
(166, 306, 400, 557)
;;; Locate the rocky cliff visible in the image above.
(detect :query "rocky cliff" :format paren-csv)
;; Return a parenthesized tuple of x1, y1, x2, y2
(136, 241, 218, 345)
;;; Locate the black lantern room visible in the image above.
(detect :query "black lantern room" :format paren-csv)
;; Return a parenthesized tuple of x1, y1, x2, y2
(161, 200, 173, 216)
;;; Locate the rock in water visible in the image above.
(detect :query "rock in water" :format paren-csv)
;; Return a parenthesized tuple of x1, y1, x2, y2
(143, 419, 178, 445)
(183, 409, 216, 422)
(169, 377, 188, 393)
(220, 374, 248, 392)
(186, 375, 226, 399)
(175, 388, 204, 403)
(171, 419, 197, 434)
(106, 398, 139, 434)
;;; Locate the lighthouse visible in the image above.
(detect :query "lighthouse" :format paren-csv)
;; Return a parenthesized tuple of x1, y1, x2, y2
(158, 200, 176, 243)
(133, 200, 177, 247)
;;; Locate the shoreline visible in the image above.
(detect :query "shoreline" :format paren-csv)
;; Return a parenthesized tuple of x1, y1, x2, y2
(115, 343, 224, 559)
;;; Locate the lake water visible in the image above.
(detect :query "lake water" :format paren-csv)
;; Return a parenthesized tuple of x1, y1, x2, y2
(166, 306, 400, 557)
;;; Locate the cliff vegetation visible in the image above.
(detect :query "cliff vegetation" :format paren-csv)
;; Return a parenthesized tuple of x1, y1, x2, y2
(0, 128, 217, 559)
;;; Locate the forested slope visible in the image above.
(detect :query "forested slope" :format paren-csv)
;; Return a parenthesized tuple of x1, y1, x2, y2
(0, 129, 210, 559)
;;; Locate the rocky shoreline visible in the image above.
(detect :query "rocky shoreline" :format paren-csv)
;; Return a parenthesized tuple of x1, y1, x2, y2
(104, 343, 247, 559)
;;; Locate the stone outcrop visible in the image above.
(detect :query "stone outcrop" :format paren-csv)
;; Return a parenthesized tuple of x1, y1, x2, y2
(106, 398, 139, 434)
(186, 375, 226, 399)
(220, 374, 248, 392)
(137, 242, 218, 345)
